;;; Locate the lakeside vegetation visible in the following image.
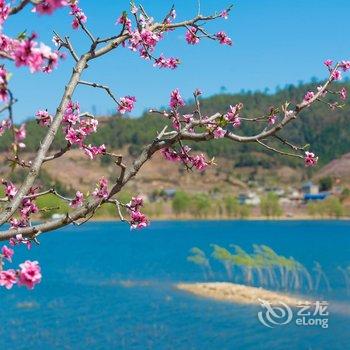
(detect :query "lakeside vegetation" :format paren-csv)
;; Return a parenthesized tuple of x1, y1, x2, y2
(187, 244, 334, 293)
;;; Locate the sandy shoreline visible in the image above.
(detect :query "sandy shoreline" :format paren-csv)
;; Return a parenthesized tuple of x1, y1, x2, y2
(176, 282, 310, 306)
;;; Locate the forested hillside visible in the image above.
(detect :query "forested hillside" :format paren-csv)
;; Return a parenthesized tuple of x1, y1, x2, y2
(2, 80, 349, 168)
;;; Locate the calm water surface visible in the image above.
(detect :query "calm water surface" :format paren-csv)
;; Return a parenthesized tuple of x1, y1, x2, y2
(1, 220, 350, 349)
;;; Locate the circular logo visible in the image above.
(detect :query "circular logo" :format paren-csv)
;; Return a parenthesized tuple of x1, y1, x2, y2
(257, 298, 293, 328)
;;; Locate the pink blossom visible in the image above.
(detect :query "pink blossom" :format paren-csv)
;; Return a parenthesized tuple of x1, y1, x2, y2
(129, 196, 144, 210)
(13, 34, 46, 73)
(303, 91, 314, 102)
(0, 35, 52, 75)
(70, 2, 87, 29)
(170, 89, 185, 109)
(224, 103, 243, 124)
(304, 151, 318, 167)
(232, 117, 241, 128)
(183, 114, 194, 124)
(92, 177, 109, 199)
(36, 110, 52, 127)
(331, 69, 342, 81)
(33, 0, 67, 15)
(2, 180, 17, 199)
(0, 270, 17, 289)
(128, 30, 142, 51)
(130, 211, 149, 229)
(20, 196, 39, 220)
(339, 60, 350, 72)
(0, 0, 10, 26)
(83, 144, 106, 159)
(1, 245, 14, 262)
(41, 46, 59, 73)
(18, 260, 42, 290)
(323, 59, 333, 68)
(0, 118, 11, 136)
(0, 66, 8, 101)
(215, 31, 232, 46)
(63, 100, 80, 124)
(339, 87, 347, 100)
(161, 148, 180, 162)
(116, 14, 132, 32)
(65, 127, 84, 146)
(213, 127, 226, 139)
(80, 118, 98, 135)
(268, 115, 277, 126)
(70, 191, 84, 208)
(185, 27, 199, 45)
(118, 96, 136, 114)
(140, 29, 159, 47)
(14, 123, 26, 148)
(192, 154, 208, 171)
(9, 219, 27, 230)
(52, 35, 61, 47)
(220, 10, 229, 19)
(154, 55, 180, 69)
(9, 233, 31, 249)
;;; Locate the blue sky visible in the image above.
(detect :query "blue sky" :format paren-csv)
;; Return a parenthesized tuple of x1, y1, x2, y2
(4, 0, 350, 121)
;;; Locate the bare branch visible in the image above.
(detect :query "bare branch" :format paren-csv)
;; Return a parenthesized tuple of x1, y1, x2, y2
(78, 81, 119, 104)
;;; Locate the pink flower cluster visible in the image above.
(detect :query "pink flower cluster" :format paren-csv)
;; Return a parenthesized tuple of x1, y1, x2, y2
(92, 177, 109, 199)
(2, 180, 17, 199)
(220, 10, 229, 19)
(9, 233, 32, 249)
(303, 91, 315, 102)
(69, 1, 87, 29)
(304, 151, 318, 167)
(213, 127, 226, 139)
(1, 245, 13, 262)
(33, 0, 67, 15)
(70, 191, 84, 208)
(62, 101, 106, 159)
(36, 110, 53, 127)
(127, 196, 149, 229)
(0, 118, 10, 136)
(154, 55, 180, 69)
(0, 32, 61, 73)
(2, 182, 40, 230)
(0, 0, 10, 27)
(185, 27, 199, 45)
(20, 188, 39, 223)
(268, 115, 277, 126)
(5, 186, 39, 230)
(170, 89, 185, 109)
(124, 13, 180, 69)
(340, 60, 350, 72)
(117, 96, 136, 114)
(161, 146, 208, 172)
(116, 13, 132, 32)
(14, 123, 26, 148)
(0, 65, 9, 101)
(215, 31, 232, 46)
(223, 103, 243, 128)
(339, 87, 347, 100)
(0, 259, 41, 290)
(1, 243, 41, 290)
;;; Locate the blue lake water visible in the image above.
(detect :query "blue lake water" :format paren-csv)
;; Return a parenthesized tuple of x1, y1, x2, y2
(1, 220, 350, 349)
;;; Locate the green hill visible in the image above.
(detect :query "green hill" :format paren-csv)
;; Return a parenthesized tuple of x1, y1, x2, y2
(2, 80, 349, 168)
